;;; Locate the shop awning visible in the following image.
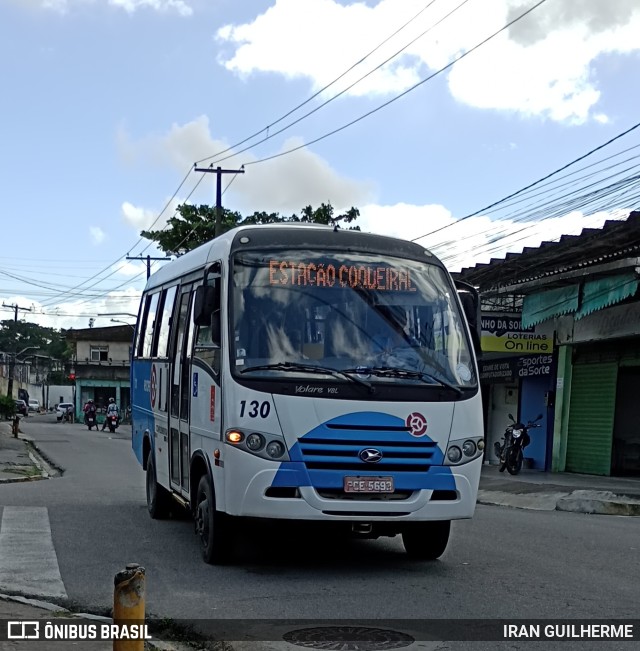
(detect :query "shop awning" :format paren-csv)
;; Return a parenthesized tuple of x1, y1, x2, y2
(574, 272, 639, 320)
(522, 272, 640, 327)
(522, 285, 579, 328)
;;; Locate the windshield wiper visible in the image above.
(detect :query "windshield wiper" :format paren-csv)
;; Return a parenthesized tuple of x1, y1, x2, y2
(240, 362, 373, 390)
(344, 366, 462, 395)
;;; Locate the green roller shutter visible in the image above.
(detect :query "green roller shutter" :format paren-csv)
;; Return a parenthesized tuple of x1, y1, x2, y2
(566, 362, 617, 476)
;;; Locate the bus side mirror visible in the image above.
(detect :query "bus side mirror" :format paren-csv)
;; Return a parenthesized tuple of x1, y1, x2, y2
(455, 280, 482, 358)
(194, 285, 216, 326)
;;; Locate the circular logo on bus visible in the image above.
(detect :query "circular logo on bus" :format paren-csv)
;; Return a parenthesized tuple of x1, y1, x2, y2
(406, 412, 427, 437)
(150, 365, 157, 408)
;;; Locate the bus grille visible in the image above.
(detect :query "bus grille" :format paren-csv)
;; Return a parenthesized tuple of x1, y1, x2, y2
(297, 434, 439, 473)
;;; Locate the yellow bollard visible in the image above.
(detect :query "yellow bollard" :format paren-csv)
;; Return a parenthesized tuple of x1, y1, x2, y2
(113, 563, 146, 651)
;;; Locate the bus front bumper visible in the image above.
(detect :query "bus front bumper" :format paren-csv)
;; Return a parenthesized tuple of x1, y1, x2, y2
(224, 457, 482, 521)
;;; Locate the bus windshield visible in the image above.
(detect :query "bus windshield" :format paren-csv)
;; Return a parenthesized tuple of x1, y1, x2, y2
(231, 249, 476, 388)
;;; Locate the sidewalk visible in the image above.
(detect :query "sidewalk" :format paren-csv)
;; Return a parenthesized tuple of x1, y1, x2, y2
(0, 418, 61, 483)
(479, 462, 640, 515)
(0, 594, 192, 650)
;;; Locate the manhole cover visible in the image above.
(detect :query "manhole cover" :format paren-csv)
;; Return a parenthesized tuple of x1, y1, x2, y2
(283, 626, 415, 650)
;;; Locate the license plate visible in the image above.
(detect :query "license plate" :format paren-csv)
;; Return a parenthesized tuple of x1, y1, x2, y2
(343, 476, 394, 493)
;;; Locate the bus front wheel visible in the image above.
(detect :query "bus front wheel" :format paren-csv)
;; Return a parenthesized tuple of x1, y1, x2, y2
(402, 521, 450, 560)
(146, 452, 171, 519)
(195, 475, 233, 565)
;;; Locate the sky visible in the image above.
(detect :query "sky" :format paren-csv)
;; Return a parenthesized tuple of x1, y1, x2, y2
(1, 0, 639, 331)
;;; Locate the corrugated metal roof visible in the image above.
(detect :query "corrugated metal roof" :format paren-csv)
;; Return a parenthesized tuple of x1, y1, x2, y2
(453, 210, 640, 291)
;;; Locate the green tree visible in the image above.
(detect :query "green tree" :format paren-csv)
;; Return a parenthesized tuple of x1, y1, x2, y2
(0, 321, 71, 361)
(141, 202, 360, 256)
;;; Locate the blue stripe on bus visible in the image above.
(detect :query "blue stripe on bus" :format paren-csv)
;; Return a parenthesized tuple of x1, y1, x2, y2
(272, 411, 454, 491)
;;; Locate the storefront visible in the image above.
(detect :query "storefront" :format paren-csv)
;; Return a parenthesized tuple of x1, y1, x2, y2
(557, 301, 640, 477)
(479, 313, 556, 469)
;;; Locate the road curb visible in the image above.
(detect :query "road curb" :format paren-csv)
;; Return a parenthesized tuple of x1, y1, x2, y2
(0, 594, 194, 650)
(478, 488, 640, 516)
(555, 491, 640, 516)
(477, 489, 570, 511)
(24, 436, 65, 477)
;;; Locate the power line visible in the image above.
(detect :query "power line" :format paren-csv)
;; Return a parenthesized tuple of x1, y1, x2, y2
(432, 160, 640, 262)
(411, 119, 640, 244)
(240, 0, 548, 168)
(194, 0, 442, 166)
(15, 0, 547, 312)
(126, 255, 172, 280)
(198, 0, 472, 169)
(25, 1, 473, 309)
(37, 166, 195, 309)
(193, 166, 246, 237)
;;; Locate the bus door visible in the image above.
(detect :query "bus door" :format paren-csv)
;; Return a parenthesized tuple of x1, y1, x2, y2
(168, 285, 194, 497)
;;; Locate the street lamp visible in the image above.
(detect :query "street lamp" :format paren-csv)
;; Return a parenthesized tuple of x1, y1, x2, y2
(98, 312, 138, 318)
(6, 346, 40, 398)
(111, 319, 135, 330)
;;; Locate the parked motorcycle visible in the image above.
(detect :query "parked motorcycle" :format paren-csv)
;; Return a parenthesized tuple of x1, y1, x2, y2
(494, 413, 543, 475)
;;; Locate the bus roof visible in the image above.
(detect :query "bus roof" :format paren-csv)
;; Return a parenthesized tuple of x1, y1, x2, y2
(143, 223, 439, 291)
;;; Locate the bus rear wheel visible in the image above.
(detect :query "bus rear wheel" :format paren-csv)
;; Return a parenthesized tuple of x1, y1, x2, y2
(146, 452, 171, 519)
(195, 475, 233, 565)
(402, 521, 451, 560)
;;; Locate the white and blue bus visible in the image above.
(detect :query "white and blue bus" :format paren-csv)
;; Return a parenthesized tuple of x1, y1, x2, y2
(131, 224, 483, 564)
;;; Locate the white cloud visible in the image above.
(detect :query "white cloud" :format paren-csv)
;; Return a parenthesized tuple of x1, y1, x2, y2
(108, 0, 192, 16)
(117, 116, 229, 171)
(90, 226, 106, 244)
(121, 201, 160, 231)
(0, 289, 142, 332)
(120, 117, 374, 215)
(216, 0, 640, 124)
(358, 203, 630, 271)
(231, 137, 374, 214)
(112, 260, 146, 277)
(13, 0, 192, 15)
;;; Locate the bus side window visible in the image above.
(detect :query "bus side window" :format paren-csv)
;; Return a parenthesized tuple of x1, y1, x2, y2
(142, 293, 160, 358)
(171, 289, 192, 419)
(193, 270, 221, 375)
(155, 286, 177, 359)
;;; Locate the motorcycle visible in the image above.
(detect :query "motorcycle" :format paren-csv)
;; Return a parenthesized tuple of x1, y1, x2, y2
(106, 413, 119, 433)
(84, 412, 97, 430)
(494, 413, 543, 475)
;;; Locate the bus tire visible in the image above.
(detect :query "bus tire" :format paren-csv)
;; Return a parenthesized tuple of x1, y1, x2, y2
(146, 452, 171, 519)
(402, 520, 450, 560)
(195, 475, 233, 565)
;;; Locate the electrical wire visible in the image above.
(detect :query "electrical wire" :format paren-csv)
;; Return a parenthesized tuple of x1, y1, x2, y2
(35, 166, 195, 310)
(411, 119, 640, 244)
(194, 0, 442, 166)
(238, 0, 548, 168)
(199, 0, 473, 169)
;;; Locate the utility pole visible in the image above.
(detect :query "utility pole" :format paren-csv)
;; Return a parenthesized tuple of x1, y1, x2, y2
(2, 302, 32, 398)
(193, 165, 245, 238)
(126, 255, 172, 280)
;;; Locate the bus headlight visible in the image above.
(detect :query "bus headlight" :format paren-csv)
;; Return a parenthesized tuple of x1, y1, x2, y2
(266, 441, 285, 459)
(462, 440, 477, 457)
(445, 436, 484, 465)
(246, 433, 265, 451)
(224, 428, 289, 461)
(447, 446, 462, 463)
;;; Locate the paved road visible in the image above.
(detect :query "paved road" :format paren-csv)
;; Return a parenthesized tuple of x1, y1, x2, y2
(1, 416, 638, 628)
